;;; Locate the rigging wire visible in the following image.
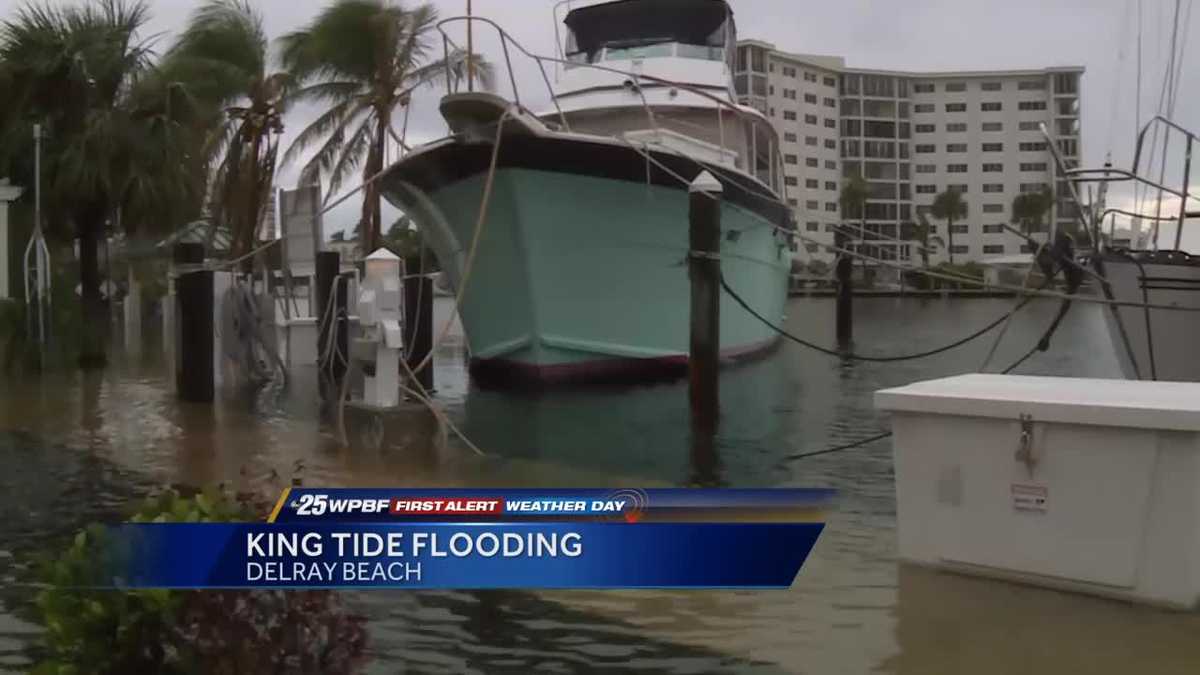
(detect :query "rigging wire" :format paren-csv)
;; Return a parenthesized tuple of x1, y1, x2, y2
(721, 274, 1041, 363)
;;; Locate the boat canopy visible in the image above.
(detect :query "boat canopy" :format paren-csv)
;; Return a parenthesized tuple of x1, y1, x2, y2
(564, 0, 733, 65)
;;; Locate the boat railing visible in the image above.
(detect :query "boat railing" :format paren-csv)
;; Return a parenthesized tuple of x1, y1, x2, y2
(432, 15, 789, 202)
(1058, 115, 1198, 250)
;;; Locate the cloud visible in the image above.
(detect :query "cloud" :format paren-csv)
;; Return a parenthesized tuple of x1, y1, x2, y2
(1, 0, 1196, 242)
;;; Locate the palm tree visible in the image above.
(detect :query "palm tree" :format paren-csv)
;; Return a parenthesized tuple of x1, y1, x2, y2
(1011, 186, 1054, 236)
(908, 211, 945, 269)
(165, 0, 288, 263)
(1, 0, 159, 367)
(838, 172, 869, 244)
(280, 0, 489, 254)
(931, 188, 967, 265)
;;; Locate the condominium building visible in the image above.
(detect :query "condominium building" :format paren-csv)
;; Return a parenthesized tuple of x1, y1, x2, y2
(734, 41, 1083, 265)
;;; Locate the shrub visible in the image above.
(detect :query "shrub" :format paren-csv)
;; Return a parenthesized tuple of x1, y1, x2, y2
(32, 487, 368, 675)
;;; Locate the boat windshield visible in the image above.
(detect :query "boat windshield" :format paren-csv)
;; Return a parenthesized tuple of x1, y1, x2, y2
(564, 0, 732, 66)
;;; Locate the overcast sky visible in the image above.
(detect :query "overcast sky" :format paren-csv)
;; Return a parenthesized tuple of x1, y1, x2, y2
(1, 0, 1196, 244)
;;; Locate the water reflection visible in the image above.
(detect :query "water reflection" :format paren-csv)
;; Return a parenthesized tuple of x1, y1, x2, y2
(0, 297, 1196, 673)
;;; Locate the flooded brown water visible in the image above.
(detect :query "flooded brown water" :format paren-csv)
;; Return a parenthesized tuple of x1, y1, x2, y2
(1, 296, 1198, 674)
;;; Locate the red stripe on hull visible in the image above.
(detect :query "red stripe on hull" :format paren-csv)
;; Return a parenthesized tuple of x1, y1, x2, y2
(468, 336, 782, 387)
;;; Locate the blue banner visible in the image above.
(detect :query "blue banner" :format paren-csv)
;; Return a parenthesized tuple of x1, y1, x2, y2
(96, 522, 823, 590)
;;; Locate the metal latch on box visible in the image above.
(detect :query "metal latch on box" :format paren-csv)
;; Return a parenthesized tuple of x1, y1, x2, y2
(1014, 414, 1038, 477)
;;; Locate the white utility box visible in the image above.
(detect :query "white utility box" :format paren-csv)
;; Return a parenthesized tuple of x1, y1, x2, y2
(876, 374, 1200, 609)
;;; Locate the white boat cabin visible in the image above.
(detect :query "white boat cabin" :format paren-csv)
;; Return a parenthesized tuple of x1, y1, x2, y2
(548, 0, 781, 191)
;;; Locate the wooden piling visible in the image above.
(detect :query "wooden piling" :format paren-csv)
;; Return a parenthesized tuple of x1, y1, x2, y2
(316, 250, 340, 375)
(174, 242, 213, 402)
(404, 252, 434, 392)
(835, 228, 853, 346)
(689, 171, 722, 431)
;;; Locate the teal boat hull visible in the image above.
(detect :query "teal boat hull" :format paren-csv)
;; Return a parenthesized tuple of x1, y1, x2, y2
(384, 140, 792, 383)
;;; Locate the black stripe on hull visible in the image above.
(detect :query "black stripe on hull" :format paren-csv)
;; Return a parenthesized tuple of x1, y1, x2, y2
(380, 133, 793, 227)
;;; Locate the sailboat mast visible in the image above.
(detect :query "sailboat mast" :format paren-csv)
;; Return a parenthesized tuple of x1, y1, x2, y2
(467, 0, 475, 92)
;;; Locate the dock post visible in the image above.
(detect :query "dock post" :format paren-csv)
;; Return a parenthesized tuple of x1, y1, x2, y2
(174, 242, 213, 402)
(404, 250, 434, 392)
(316, 250, 340, 374)
(835, 229, 853, 346)
(689, 171, 722, 431)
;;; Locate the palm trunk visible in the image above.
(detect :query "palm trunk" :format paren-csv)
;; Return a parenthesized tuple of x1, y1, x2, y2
(77, 207, 108, 369)
(947, 216, 955, 265)
(360, 116, 387, 255)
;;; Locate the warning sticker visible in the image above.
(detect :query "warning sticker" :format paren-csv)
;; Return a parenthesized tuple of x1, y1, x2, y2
(1012, 484, 1048, 514)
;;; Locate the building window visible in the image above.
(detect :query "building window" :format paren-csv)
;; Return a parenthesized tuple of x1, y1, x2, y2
(983, 204, 1004, 213)
(769, 107, 775, 117)
(825, 159, 837, 170)
(804, 71, 818, 83)
(916, 164, 937, 173)
(982, 122, 1004, 132)
(805, 113, 818, 124)
(915, 124, 936, 133)
(825, 202, 838, 212)
(824, 97, 837, 108)
(1054, 73, 1079, 94)
(806, 200, 819, 209)
(784, 89, 797, 100)
(950, 245, 969, 254)
(805, 242, 819, 253)
(823, 76, 837, 87)
(981, 102, 1003, 112)
(946, 122, 967, 132)
(983, 224, 1005, 233)
(983, 183, 1004, 193)
(947, 164, 968, 173)
(1019, 121, 1041, 131)
(945, 82, 966, 92)
(945, 103, 967, 112)
(981, 82, 1003, 91)
(1020, 182, 1048, 192)
(983, 245, 1006, 254)
(825, 181, 838, 191)
(1020, 162, 1049, 171)
(982, 163, 1003, 172)
(806, 222, 820, 232)
(1057, 138, 1079, 155)
(783, 66, 797, 78)
(948, 184, 968, 193)
(787, 198, 798, 206)
(785, 176, 799, 186)
(784, 110, 797, 121)
(915, 144, 936, 153)
(769, 85, 775, 96)
(805, 136, 818, 146)
(950, 225, 970, 234)
(1018, 80, 1046, 90)
(806, 178, 819, 188)
(916, 184, 937, 194)
(805, 157, 818, 167)
(784, 132, 798, 142)
(825, 139, 837, 149)
(913, 83, 935, 93)
(914, 103, 935, 113)
(824, 118, 837, 129)
(825, 223, 838, 233)
(982, 143, 1004, 152)
(1018, 100, 1047, 111)
(1019, 142, 1048, 151)
(946, 143, 967, 153)
(784, 154, 798, 164)
(803, 93, 816, 104)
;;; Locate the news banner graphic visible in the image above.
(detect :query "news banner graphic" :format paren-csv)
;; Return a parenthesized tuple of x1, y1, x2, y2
(97, 489, 833, 590)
